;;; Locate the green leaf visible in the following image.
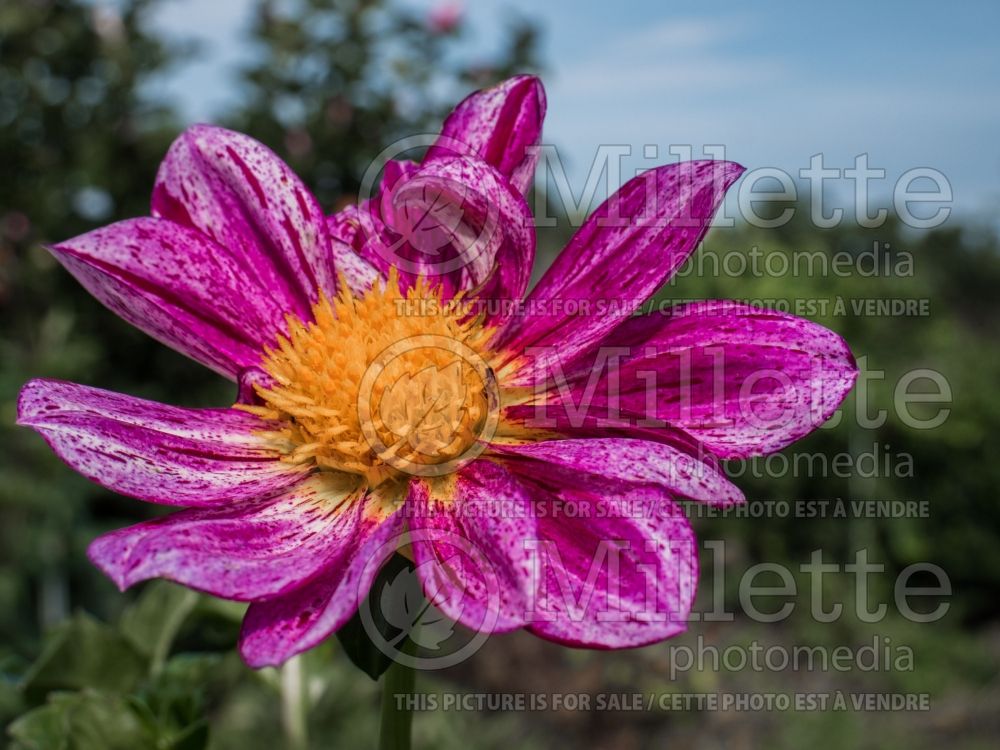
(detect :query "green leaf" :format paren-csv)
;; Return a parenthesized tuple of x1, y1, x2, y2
(336, 553, 420, 681)
(7, 698, 68, 750)
(8, 690, 152, 750)
(120, 582, 199, 675)
(119, 582, 195, 653)
(20, 614, 148, 703)
(127, 693, 210, 750)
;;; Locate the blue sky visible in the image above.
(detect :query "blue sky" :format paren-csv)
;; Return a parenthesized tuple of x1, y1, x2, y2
(151, 0, 1000, 221)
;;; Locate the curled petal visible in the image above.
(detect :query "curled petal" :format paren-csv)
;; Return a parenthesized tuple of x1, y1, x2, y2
(425, 75, 547, 195)
(17, 379, 301, 506)
(363, 156, 535, 324)
(331, 236, 382, 297)
(326, 202, 390, 293)
(498, 161, 744, 383)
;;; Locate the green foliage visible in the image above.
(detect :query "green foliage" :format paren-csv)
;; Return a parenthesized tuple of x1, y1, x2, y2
(1, 0, 540, 745)
(337, 551, 461, 681)
(6, 582, 247, 750)
(2, 0, 999, 747)
(9, 690, 152, 750)
(20, 613, 148, 701)
(232, 0, 541, 207)
(0, 0, 223, 668)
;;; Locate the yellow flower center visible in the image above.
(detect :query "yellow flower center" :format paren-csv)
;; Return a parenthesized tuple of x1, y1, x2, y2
(244, 271, 521, 487)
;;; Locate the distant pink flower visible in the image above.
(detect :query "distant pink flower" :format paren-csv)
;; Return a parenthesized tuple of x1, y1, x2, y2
(17, 76, 856, 667)
(427, 1, 463, 34)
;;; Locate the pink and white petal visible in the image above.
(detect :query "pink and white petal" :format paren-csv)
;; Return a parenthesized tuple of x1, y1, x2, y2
(425, 75, 547, 195)
(350, 159, 425, 288)
(492, 437, 743, 507)
(497, 161, 744, 384)
(372, 155, 534, 323)
(502, 403, 712, 464)
(407, 460, 540, 635)
(239, 494, 406, 668)
(381, 158, 422, 190)
(88, 473, 363, 601)
(152, 124, 335, 313)
(331, 236, 382, 296)
(554, 302, 859, 458)
(49, 217, 294, 378)
(506, 473, 697, 648)
(236, 366, 277, 406)
(329, 153, 535, 312)
(17, 379, 301, 507)
(326, 203, 390, 293)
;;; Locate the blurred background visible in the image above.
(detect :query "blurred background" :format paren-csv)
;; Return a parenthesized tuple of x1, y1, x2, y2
(1, 1, 999, 748)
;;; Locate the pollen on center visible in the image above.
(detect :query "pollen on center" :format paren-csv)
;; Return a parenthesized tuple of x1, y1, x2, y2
(242, 269, 518, 487)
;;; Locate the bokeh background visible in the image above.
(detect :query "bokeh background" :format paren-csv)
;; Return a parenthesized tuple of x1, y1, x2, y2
(1, 1, 999, 748)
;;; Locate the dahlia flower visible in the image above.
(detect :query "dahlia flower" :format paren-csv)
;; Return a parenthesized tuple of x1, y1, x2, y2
(17, 75, 857, 667)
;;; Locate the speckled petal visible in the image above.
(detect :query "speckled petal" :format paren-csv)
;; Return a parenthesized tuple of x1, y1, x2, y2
(425, 75, 547, 195)
(407, 460, 541, 634)
(552, 301, 859, 458)
(492, 437, 744, 506)
(508, 473, 697, 648)
(497, 161, 744, 384)
(88, 473, 363, 601)
(48, 217, 288, 378)
(152, 124, 336, 315)
(238, 494, 405, 668)
(17, 379, 302, 506)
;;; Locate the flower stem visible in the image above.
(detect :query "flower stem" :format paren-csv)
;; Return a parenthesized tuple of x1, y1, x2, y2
(281, 654, 309, 750)
(150, 589, 198, 679)
(378, 659, 415, 750)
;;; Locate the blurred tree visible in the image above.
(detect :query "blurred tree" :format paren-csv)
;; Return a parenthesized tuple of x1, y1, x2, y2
(0, 0, 542, 655)
(0, 0, 195, 665)
(678, 212, 1000, 624)
(230, 0, 541, 209)
(0, 0, 542, 744)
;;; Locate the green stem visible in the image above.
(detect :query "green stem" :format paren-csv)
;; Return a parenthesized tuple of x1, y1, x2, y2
(378, 659, 415, 750)
(150, 589, 198, 679)
(281, 654, 309, 750)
